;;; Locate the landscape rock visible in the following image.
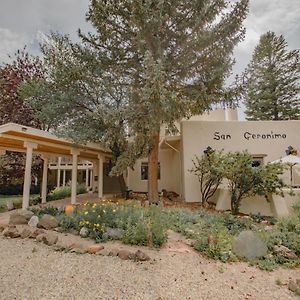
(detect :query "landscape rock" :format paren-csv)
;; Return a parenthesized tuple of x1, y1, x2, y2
(36, 233, 58, 246)
(87, 244, 105, 254)
(233, 230, 268, 260)
(288, 280, 300, 292)
(29, 228, 44, 239)
(273, 245, 298, 260)
(38, 214, 59, 230)
(6, 200, 14, 211)
(135, 250, 150, 261)
(106, 227, 124, 240)
(2, 226, 20, 238)
(108, 248, 119, 257)
(0, 224, 7, 232)
(8, 210, 34, 225)
(28, 216, 39, 228)
(19, 227, 32, 239)
(118, 249, 135, 260)
(79, 227, 89, 238)
(70, 248, 87, 254)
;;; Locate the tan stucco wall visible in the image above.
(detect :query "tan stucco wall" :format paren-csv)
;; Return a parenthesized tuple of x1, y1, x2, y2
(182, 120, 300, 204)
(127, 149, 181, 195)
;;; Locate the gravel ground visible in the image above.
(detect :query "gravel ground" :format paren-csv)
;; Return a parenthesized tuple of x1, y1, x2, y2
(0, 235, 299, 300)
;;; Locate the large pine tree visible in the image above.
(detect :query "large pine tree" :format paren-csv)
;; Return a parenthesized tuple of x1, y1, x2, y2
(23, 0, 248, 203)
(243, 31, 300, 120)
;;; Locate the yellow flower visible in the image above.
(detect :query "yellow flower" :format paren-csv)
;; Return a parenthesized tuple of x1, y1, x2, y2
(84, 211, 88, 215)
(92, 203, 97, 208)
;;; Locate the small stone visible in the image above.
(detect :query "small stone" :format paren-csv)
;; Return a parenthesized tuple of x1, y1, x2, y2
(19, 227, 32, 239)
(87, 244, 105, 254)
(106, 227, 124, 240)
(28, 216, 39, 227)
(135, 250, 150, 261)
(233, 230, 267, 260)
(38, 214, 59, 230)
(2, 226, 20, 238)
(6, 200, 14, 211)
(118, 249, 135, 260)
(79, 227, 89, 238)
(273, 245, 298, 260)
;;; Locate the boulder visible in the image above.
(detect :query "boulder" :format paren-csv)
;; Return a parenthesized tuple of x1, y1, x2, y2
(38, 214, 59, 230)
(106, 227, 124, 240)
(233, 230, 268, 260)
(87, 245, 105, 254)
(9, 210, 34, 225)
(118, 249, 135, 260)
(80, 227, 89, 238)
(135, 250, 150, 261)
(28, 216, 39, 228)
(273, 245, 298, 260)
(36, 233, 58, 246)
(2, 226, 20, 238)
(6, 200, 14, 211)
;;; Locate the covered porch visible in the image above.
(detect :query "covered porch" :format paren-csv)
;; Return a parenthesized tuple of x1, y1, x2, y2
(0, 123, 111, 210)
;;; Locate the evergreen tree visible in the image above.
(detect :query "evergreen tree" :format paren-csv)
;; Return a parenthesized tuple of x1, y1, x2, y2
(22, 0, 248, 203)
(243, 31, 300, 120)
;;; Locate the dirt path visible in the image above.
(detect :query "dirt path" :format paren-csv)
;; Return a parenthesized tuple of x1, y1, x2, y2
(0, 230, 299, 300)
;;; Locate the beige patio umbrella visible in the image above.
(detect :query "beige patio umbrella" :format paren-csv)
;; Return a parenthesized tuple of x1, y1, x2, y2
(271, 154, 300, 185)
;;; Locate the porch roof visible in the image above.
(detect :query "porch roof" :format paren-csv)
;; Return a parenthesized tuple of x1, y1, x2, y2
(0, 123, 111, 160)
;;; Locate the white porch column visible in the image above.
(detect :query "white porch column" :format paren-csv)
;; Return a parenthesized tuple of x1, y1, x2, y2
(85, 165, 89, 188)
(0, 151, 5, 205)
(98, 155, 104, 198)
(57, 157, 61, 187)
(89, 169, 93, 189)
(41, 155, 49, 204)
(22, 142, 37, 210)
(71, 149, 80, 204)
(62, 170, 66, 187)
(92, 162, 96, 193)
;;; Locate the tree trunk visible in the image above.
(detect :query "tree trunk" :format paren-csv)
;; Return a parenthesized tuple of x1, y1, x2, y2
(148, 133, 160, 204)
(118, 174, 127, 199)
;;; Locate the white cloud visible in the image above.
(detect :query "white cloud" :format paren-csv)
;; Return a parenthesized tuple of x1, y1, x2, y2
(0, 28, 28, 63)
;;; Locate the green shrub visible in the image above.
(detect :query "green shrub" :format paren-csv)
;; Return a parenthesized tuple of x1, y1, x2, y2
(31, 206, 62, 217)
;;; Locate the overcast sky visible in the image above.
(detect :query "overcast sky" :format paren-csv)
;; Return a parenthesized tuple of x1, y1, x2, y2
(1, 0, 299, 72)
(0, 0, 299, 115)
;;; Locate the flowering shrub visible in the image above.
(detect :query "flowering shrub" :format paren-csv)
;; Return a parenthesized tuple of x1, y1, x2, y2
(60, 200, 167, 247)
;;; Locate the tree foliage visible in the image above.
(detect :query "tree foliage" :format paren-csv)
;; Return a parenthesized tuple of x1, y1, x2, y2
(22, 0, 249, 202)
(223, 151, 287, 214)
(190, 150, 225, 205)
(243, 31, 300, 120)
(0, 49, 44, 187)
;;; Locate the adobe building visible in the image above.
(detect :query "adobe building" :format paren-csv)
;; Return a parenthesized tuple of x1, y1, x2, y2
(127, 109, 300, 217)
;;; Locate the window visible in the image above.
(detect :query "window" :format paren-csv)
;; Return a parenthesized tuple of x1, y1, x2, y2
(251, 154, 266, 167)
(141, 162, 161, 180)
